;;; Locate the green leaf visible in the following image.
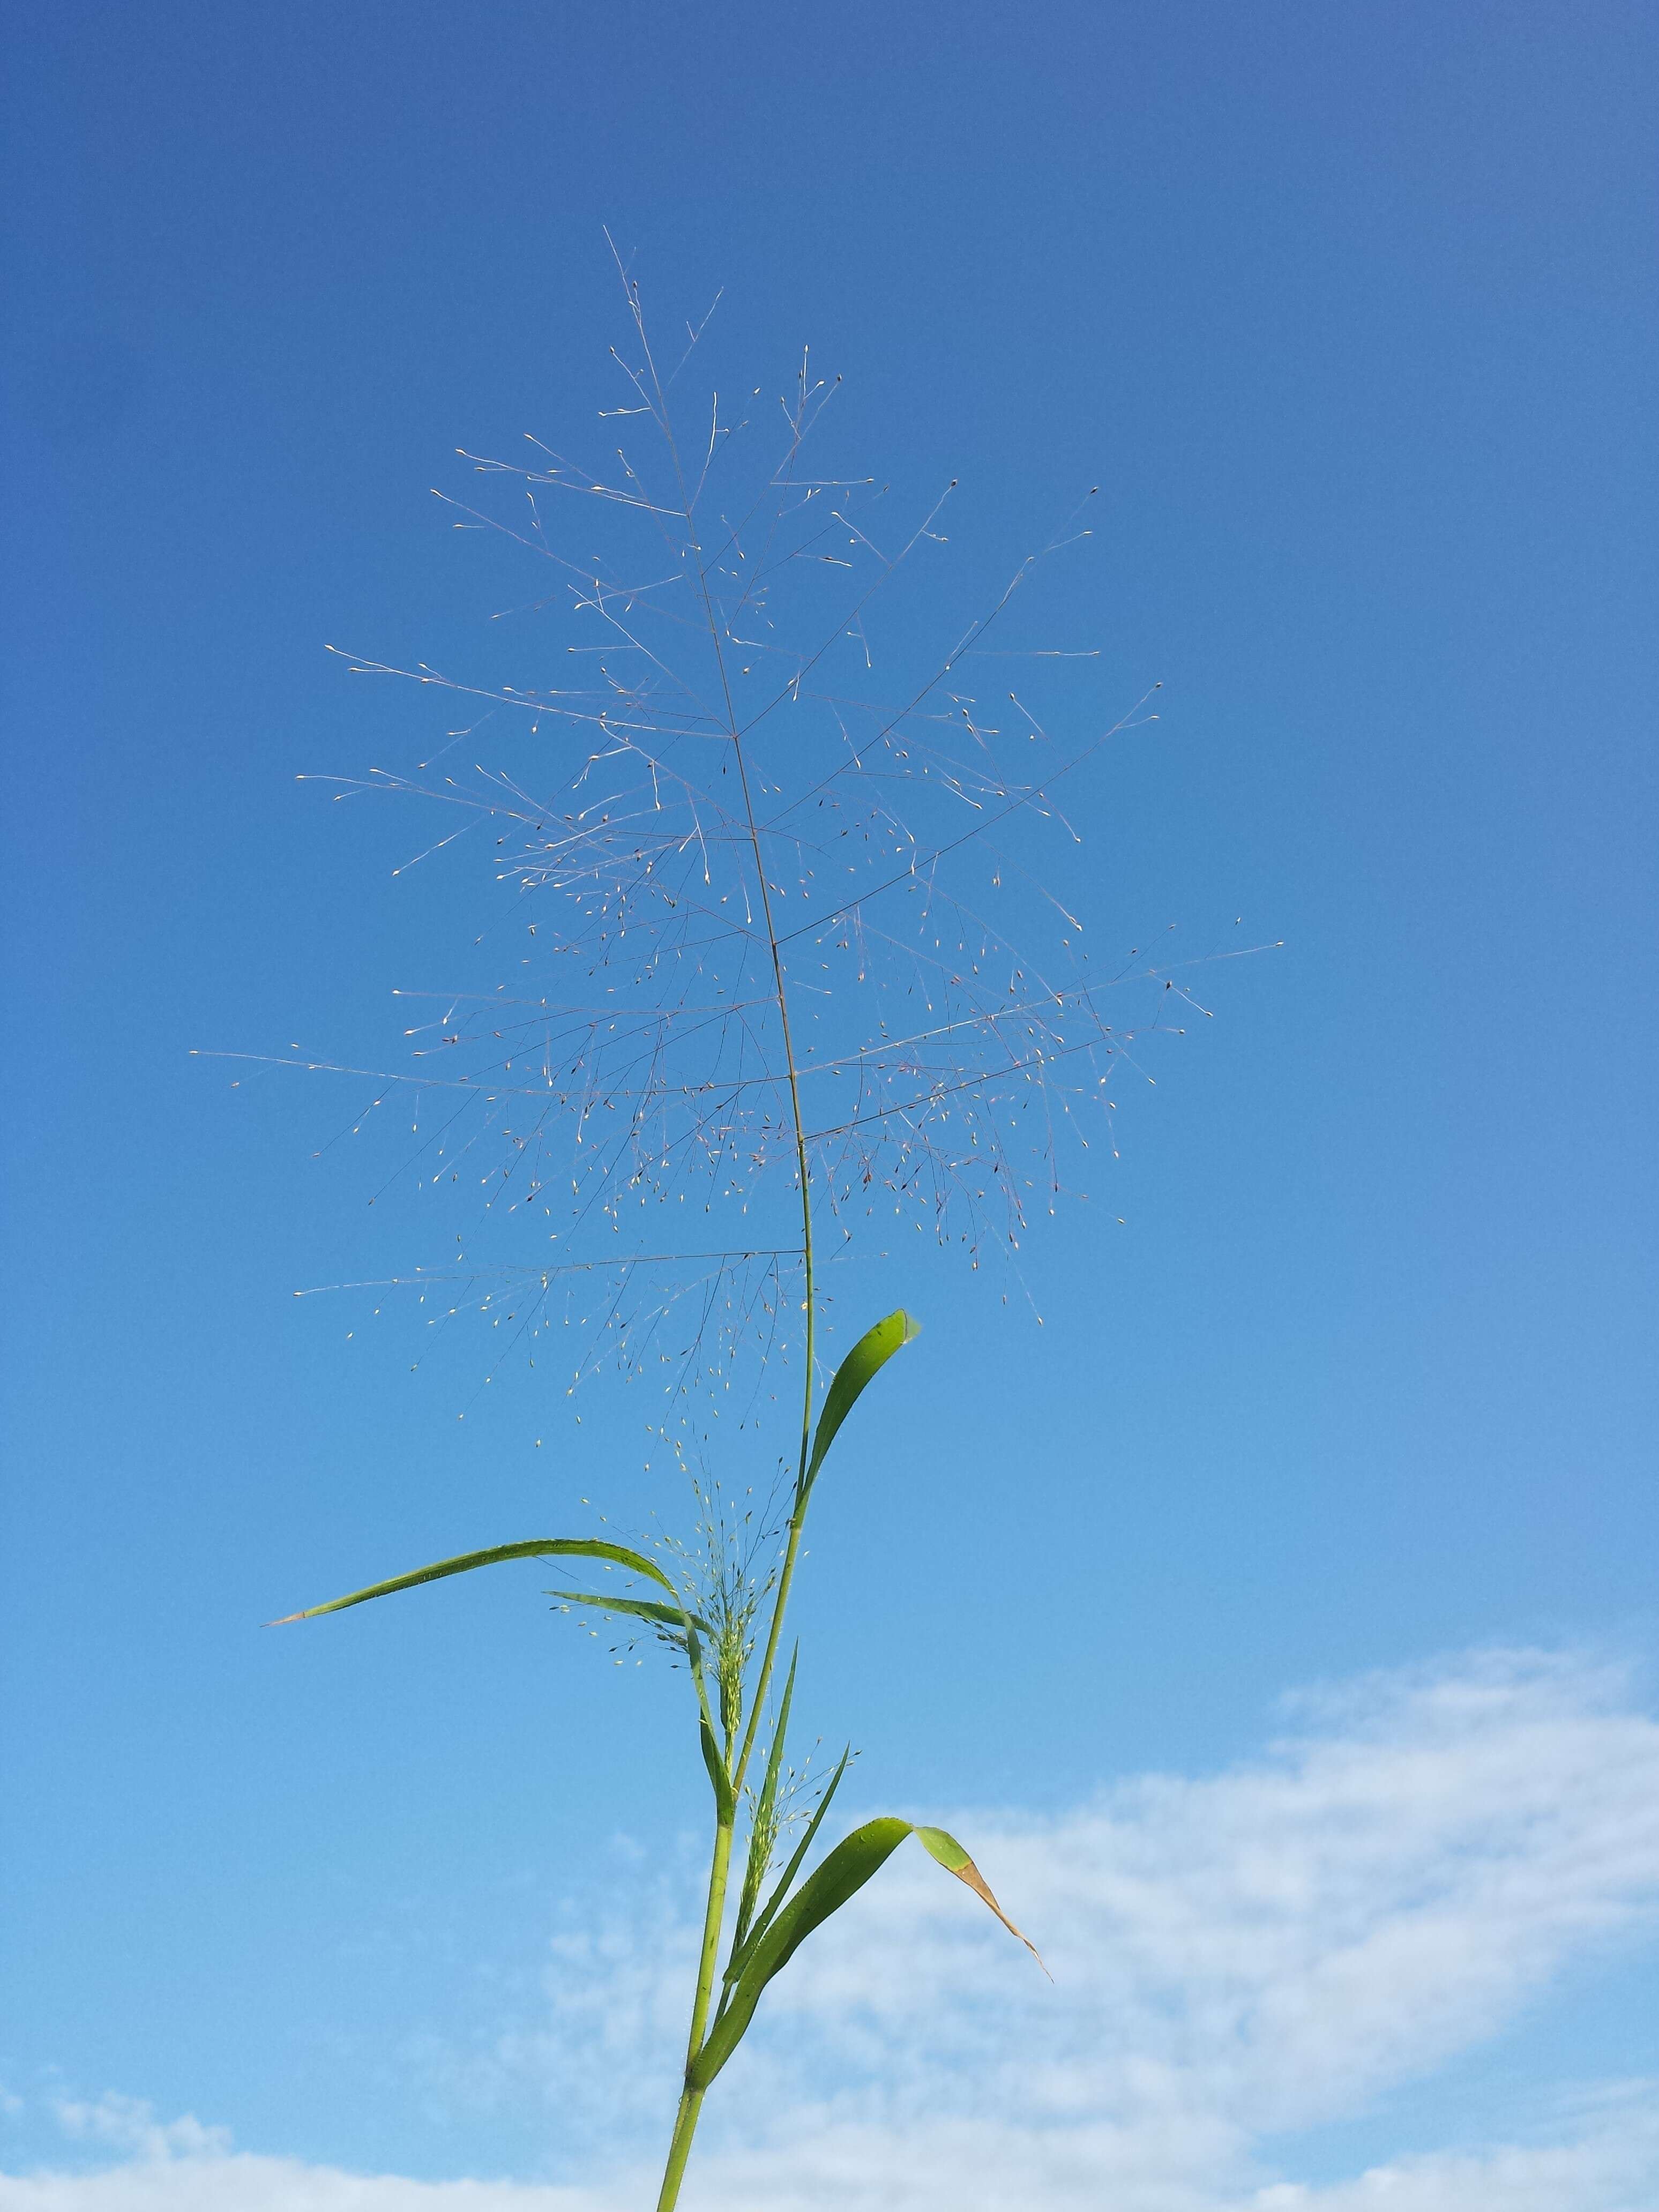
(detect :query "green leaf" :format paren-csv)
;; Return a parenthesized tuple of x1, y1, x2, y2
(268, 1538, 681, 1624)
(696, 1818, 911, 2086)
(799, 1308, 921, 1502)
(723, 1745, 850, 1992)
(547, 1589, 711, 1637)
(701, 1716, 736, 1825)
(731, 1646, 799, 1956)
(694, 1814, 1043, 2089)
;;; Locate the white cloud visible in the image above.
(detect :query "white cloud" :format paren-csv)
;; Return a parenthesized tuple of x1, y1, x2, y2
(0, 2151, 608, 2209)
(48, 2096, 229, 2166)
(6, 1648, 1658, 2211)
(1247, 2083, 1659, 2211)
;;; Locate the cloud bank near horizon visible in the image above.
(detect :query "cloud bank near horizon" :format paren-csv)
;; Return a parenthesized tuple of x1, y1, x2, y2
(6, 1645, 1658, 2211)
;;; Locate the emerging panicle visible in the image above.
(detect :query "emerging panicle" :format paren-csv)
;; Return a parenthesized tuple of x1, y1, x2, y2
(661, 1471, 778, 1749)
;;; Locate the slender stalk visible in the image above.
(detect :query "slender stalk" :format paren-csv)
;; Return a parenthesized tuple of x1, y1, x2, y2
(637, 326, 819, 1796)
(654, 2087, 706, 2212)
(652, 1784, 731, 2212)
(684, 1815, 735, 2065)
(640, 330, 820, 2212)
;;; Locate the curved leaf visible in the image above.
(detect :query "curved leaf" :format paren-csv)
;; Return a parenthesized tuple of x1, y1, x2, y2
(799, 1308, 921, 1502)
(700, 1716, 736, 1825)
(268, 1537, 680, 1625)
(694, 1814, 1042, 2088)
(547, 1589, 711, 1637)
(695, 1818, 910, 2086)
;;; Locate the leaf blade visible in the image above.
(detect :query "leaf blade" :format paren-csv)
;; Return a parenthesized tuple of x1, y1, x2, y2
(701, 1716, 736, 1825)
(694, 1817, 912, 2085)
(547, 1589, 711, 1636)
(722, 1743, 850, 1992)
(800, 1308, 921, 1501)
(699, 1812, 1045, 2086)
(914, 1825, 1050, 1975)
(268, 1537, 679, 1624)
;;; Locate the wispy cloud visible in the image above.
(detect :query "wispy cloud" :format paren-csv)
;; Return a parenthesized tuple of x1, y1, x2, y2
(6, 1647, 1657, 2210)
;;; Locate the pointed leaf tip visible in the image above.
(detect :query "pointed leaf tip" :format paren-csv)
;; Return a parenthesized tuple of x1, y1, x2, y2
(801, 1308, 921, 1498)
(916, 1825, 1050, 1977)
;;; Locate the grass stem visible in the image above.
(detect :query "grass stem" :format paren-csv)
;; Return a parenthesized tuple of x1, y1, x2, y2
(654, 2084, 706, 2212)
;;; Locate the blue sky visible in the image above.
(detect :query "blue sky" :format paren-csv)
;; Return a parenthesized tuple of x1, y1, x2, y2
(3, 3, 1656, 2206)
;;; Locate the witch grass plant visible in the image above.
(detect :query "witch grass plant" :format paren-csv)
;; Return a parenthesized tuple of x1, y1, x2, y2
(255, 249, 1227, 2208)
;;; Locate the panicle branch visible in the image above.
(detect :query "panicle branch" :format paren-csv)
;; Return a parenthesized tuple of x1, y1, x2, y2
(245, 273, 1223, 1423)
